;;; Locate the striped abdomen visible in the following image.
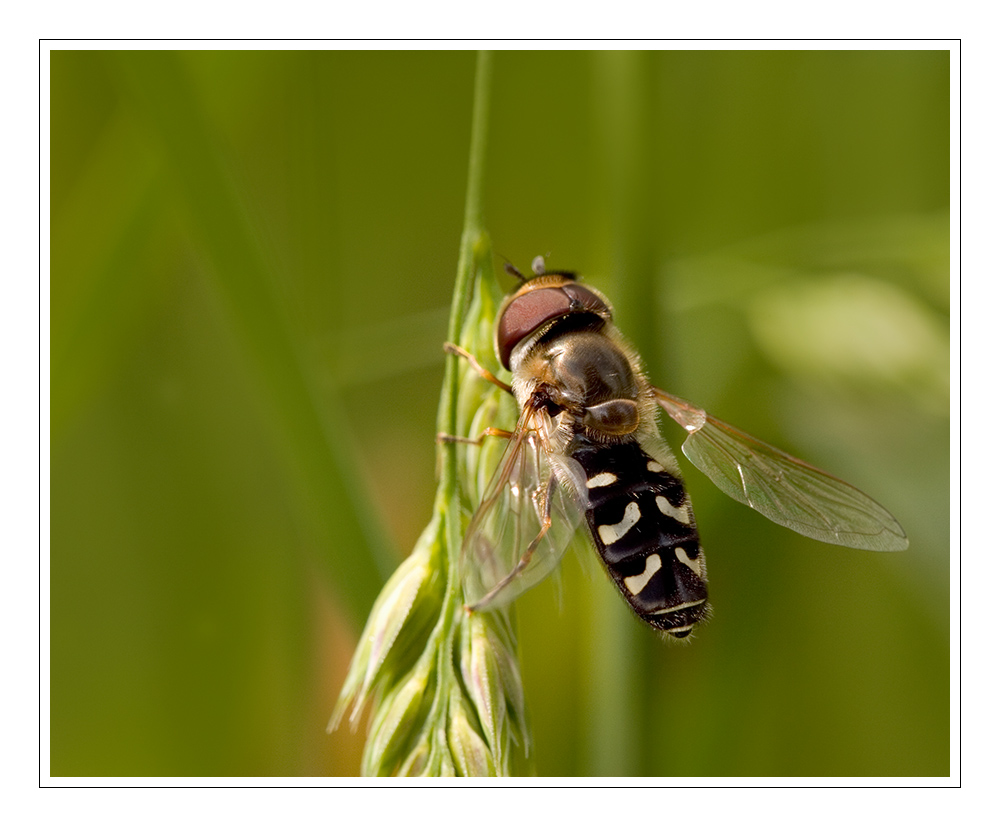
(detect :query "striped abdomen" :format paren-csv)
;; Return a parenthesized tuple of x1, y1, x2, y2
(574, 441, 709, 639)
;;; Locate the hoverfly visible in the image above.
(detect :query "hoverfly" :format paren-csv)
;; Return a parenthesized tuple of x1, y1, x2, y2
(446, 257, 908, 639)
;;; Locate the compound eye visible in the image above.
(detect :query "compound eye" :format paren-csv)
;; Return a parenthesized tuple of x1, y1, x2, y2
(496, 281, 613, 369)
(496, 288, 574, 370)
(561, 283, 611, 317)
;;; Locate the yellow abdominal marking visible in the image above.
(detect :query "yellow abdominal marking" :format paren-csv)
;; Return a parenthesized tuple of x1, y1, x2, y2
(656, 495, 690, 525)
(624, 554, 662, 595)
(650, 598, 706, 615)
(675, 546, 701, 574)
(598, 501, 641, 545)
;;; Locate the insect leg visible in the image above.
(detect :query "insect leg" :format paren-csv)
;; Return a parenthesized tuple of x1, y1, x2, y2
(434, 428, 513, 479)
(465, 472, 558, 612)
(443, 342, 512, 393)
(437, 428, 514, 446)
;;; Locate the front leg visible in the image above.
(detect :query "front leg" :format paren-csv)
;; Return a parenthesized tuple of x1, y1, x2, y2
(437, 428, 514, 446)
(444, 342, 512, 394)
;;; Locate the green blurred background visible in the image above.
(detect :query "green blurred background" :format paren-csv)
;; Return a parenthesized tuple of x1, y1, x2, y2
(49, 50, 949, 777)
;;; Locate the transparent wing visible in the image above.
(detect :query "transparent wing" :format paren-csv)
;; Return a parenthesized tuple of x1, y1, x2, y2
(652, 388, 908, 551)
(461, 407, 588, 611)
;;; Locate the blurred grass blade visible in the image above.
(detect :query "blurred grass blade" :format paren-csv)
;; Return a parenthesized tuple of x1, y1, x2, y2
(102, 51, 393, 624)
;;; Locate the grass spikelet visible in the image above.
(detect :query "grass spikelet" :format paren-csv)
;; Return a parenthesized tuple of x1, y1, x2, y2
(330, 52, 530, 776)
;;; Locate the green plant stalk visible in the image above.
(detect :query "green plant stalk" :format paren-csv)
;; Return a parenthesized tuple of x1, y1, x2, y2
(332, 51, 529, 776)
(439, 49, 493, 492)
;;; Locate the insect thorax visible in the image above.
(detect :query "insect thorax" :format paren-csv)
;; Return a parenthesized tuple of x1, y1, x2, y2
(509, 316, 710, 638)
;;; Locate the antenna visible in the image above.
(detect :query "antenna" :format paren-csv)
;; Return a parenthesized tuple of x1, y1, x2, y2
(502, 259, 528, 283)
